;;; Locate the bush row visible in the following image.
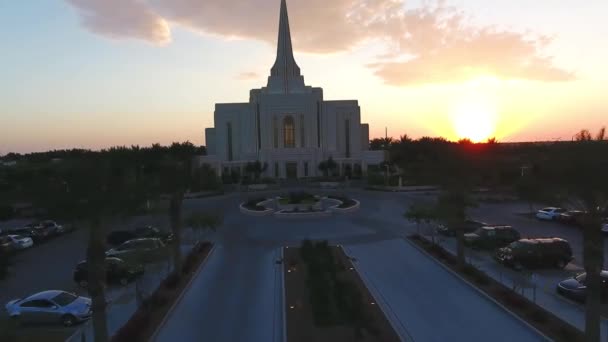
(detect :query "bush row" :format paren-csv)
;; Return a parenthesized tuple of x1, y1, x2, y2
(300, 240, 377, 336)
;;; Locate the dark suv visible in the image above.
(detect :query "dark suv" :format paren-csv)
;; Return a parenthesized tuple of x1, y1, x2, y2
(73, 257, 144, 288)
(437, 220, 487, 236)
(463, 226, 520, 250)
(495, 238, 573, 269)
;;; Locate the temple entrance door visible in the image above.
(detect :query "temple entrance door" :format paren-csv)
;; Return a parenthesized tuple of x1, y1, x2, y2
(286, 162, 298, 179)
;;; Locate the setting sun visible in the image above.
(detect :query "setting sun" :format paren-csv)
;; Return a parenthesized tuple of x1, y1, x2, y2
(451, 99, 498, 142)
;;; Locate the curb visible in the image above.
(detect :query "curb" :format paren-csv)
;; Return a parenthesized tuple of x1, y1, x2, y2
(341, 246, 415, 342)
(280, 247, 287, 342)
(149, 244, 217, 342)
(403, 237, 553, 342)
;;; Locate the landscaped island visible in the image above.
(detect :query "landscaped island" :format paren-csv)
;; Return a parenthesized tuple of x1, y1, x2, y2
(284, 240, 400, 342)
(240, 192, 360, 217)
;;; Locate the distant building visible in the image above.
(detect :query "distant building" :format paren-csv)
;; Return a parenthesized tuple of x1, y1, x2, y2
(198, 0, 384, 179)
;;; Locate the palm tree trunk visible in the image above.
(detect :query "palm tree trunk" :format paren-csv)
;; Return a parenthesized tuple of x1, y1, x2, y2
(456, 228, 466, 268)
(584, 218, 604, 342)
(169, 192, 183, 276)
(87, 217, 108, 342)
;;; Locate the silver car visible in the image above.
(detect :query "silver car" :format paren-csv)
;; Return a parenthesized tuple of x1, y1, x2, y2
(5, 290, 92, 326)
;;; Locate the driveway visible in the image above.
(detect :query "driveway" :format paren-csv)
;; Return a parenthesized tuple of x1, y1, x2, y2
(344, 239, 546, 342)
(153, 244, 284, 342)
(154, 190, 544, 341)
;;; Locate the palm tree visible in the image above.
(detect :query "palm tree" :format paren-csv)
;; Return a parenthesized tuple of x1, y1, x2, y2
(566, 128, 608, 342)
(435, 188, 477, 268)
(14, 150, 150, 342)
(405, 203, 434, 236)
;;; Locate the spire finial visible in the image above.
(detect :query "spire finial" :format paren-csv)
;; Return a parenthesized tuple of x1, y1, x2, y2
(267, 0, 305, 93)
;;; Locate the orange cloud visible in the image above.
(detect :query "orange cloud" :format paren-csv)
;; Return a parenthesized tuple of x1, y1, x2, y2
(66, 0, 573, 85)
(67, 0, 171, 45)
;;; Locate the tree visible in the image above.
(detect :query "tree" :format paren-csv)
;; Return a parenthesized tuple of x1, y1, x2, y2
(326, 157, 338, 177)
(404, 203, 435, 236)
(557, 128, 608, 342)
(515, 172, 542, 213)
(18, 150, 150, 342)
(246, 161, 268, 181)
(318, 157, 337, 178)
(435, 188, 477, 268)
(185, 212, 223, 241)
(370, 137, 394, 150)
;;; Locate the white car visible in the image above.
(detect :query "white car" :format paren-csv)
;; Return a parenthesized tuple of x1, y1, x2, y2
(602, 222, 608, 234)
(6, 235, 33, 249)
(536, 207, 567, 221)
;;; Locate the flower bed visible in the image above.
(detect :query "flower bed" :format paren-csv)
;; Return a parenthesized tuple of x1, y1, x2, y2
(242, 198, 268, 211)
(408, 234, 584, 342)
(112, 242, 213, 342)
(327, 196, 357, 209)
(284, 240, 400, 342)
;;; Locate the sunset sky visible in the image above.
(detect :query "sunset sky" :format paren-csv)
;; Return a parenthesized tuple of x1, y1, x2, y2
(1, 0, 607, 153)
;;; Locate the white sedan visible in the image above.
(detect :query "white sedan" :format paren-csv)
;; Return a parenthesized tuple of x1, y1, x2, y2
(6, 235, 33, 250)
(536, 207, 567, 221)
(602, 222, 608, 234)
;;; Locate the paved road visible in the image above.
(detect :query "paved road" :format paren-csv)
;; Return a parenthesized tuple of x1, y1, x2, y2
(345, 239, 545, 342)
(154, 190, 544, 341)
(153, 244, 284, 342)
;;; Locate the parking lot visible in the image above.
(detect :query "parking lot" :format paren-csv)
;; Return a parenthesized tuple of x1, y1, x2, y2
(0, 209, 206, 341)
(414, 198, 608, 337)
(1, 190, 605, 341)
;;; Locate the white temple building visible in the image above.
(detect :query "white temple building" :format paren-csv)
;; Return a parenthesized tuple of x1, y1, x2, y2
(199, 0, 385, 179)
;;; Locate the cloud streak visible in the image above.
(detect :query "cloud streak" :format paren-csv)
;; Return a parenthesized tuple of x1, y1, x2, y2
(67, 0, 171, 45)
(236, 71, 261, 80)
(65, 0, 574, 85)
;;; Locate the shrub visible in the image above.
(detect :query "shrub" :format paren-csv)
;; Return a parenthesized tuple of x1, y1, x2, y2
(113, 310, 150, 342)
(300, 240, 314, 262)
(244, 198, 267, 211)
(162, 272, 180, 290)
(528, 309, 548, 324)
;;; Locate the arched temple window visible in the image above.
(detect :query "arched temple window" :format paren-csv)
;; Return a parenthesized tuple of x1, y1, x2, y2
(283, 116, 295, 148)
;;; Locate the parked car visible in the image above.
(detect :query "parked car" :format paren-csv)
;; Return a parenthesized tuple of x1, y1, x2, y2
(12, 225, 48, 243)
(536, 207, 567, 221)
(5, 290, 91, 326)
(437, 220, 488, 236)
(38, 220, 65, 236)
(557, 271, 608, 302)
(5, 235, 33, 250)
(106, 226, 173, 246)
(464, 226, 520, 250)
(495, 238, 573, 269)
(602, 220, 608, 234)
(557, 210, 586, 226)
(73, 257, 144, 288)
(106, 238, 166, 262)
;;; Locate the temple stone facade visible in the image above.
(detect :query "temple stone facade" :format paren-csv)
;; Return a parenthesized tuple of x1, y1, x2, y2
(199, 0, 385, 179)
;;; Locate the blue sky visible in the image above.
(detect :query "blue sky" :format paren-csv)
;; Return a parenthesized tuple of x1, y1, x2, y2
(1, 0, 607, 153)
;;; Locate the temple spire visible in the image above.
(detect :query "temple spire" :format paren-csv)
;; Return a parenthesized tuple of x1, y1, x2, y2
(267, 0, 305, 93)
